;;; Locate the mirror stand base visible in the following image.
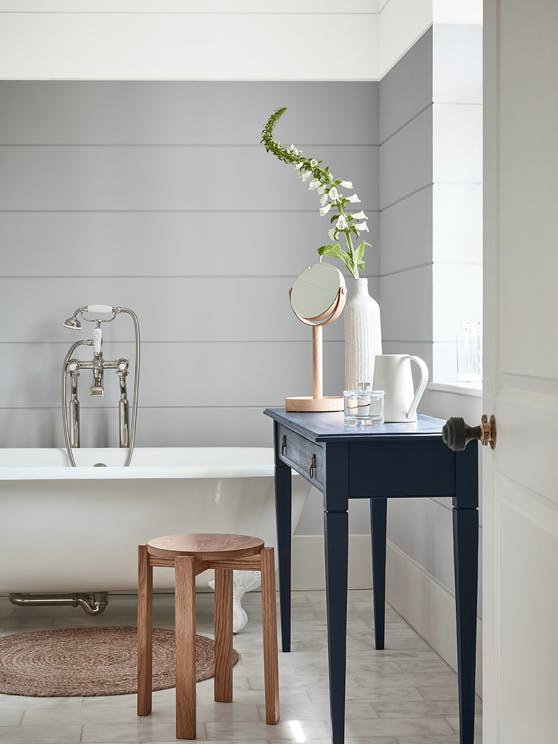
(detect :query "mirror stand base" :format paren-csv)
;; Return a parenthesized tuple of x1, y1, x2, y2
(285, 395, 344, 413)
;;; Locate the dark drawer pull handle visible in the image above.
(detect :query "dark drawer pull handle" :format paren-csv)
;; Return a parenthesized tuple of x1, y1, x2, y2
(309, 454, 316, 478)
(281, 435, 287, 456)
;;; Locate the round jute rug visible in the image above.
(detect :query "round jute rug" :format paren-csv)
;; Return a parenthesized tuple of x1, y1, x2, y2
(0, 626, 239, 697)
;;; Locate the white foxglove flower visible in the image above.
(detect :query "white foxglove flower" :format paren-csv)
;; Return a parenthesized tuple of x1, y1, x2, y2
(309, 179, 321, 191)
(319, 204, 332, 216)
(320, 193, 329, 207)
(355, 222, 369, 232)
(336, 215, 348, 230)
(310, 159, 318, 167)
(352, 210, 368, 220)
(317, 184, 326, 194)
(328, 187, 339, 201)
(340, 180, 353, 188)
(295, 162, 304, 170)
(328, 228, 336, 241)
(300, 170, 311, 182)
(347, 193, 361, 203)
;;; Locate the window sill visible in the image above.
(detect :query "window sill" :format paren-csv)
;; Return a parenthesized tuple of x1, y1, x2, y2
(428, 382, 482, 398)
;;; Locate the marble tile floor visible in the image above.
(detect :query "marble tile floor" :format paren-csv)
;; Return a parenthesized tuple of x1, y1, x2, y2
(0, 590, 482, 744)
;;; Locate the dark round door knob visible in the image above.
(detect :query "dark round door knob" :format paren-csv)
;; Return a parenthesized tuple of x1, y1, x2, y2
(442, 415, 497, 451)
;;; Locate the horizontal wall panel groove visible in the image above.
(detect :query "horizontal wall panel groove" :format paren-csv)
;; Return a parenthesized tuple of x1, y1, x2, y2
(0, 143, 380, 148)
(0, 207, 380, 213)
(379, 27, 432, 141)
(379, 182, 433, 213)
(0, 210, 380, 278)
(378, 261, 481, 280)
(0, 146, 379, 211)
(0, 406, 276, 448)
(0, 339, 349, 345)
(383, 339, 434, 345)
(0, 341, 345, 408)
(378, 262, 433, 278)
(0, 10, 378, 15)
(0, 275, 384, 281)
(378, 102, 432, 146)
(379, 185, 432, 274)
(379, 106, 432, 209)
(0, 404, 278, 410)
(0, 276, 379, 343)
(0, 82, 380, 145)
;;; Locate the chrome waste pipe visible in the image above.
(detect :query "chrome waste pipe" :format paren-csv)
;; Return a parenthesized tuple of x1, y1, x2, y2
(9, 592, 108, 616)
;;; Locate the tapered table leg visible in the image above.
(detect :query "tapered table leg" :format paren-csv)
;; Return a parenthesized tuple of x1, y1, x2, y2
(324, 509, 348, 744)
(453, 507, 479, 744)
(370, 497, 387, 650)
(275, 459, 292, 652)
(453, 445, 479, 744)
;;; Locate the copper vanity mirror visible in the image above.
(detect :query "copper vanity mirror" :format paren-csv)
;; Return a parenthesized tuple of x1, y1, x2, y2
(287, 262, 346, 412)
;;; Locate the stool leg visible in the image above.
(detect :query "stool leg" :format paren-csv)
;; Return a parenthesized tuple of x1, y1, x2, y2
(214, 567, 233, 703)
(260, 547, 280, 724)
(175, 555, 197, 740)
(137, 544, 153, 717)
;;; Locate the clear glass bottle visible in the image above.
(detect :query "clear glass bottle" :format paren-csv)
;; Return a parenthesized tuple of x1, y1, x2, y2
(457, 321, 482, 382)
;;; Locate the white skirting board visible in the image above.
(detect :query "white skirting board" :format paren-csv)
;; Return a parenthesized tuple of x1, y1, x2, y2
(291, 534, 483, 697)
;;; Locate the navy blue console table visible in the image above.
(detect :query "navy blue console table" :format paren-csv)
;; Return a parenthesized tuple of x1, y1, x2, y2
(263, 408, 478, 744)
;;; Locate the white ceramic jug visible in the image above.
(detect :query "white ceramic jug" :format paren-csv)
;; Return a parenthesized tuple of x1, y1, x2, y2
(373, 354, 429, 423)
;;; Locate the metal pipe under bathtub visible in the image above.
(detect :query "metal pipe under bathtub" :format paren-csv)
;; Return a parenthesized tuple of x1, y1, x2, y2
(9, 592, 108, 616)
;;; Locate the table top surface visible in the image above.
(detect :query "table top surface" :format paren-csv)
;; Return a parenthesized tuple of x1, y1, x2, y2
(264, 409, 446, 443)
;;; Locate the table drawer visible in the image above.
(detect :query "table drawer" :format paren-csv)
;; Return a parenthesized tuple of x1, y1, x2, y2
(277, 425, 324, 487)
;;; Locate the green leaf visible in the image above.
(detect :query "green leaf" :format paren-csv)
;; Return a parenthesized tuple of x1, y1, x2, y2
(317, 243, 345, 261)
(355, 241, 366, 262)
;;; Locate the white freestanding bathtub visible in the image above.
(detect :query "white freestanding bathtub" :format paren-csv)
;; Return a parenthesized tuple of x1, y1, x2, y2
(0, 447, 310, 628)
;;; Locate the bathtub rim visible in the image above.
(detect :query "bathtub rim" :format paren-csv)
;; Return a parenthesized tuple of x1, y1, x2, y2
(0, 446, 294, 481)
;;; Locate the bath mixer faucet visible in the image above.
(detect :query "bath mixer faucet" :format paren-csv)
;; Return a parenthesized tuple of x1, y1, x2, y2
(61, 305, 140, 466)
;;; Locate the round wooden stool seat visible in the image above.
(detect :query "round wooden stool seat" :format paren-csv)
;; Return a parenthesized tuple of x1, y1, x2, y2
(138, 532, 279, 738)
(147, 533, 264, 562)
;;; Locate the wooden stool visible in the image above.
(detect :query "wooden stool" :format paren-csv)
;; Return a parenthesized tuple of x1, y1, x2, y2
(137, 533, 280, 740)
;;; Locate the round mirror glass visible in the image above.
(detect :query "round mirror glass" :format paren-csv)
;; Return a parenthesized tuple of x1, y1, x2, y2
(290, 263, 345, 322)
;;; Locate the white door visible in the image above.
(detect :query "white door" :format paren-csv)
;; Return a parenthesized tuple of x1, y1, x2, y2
(483, 1, 558, 742)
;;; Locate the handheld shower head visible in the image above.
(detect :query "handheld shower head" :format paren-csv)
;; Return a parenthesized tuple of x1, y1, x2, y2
(63, 305, 116, 330)
(63, 314, 82, 330)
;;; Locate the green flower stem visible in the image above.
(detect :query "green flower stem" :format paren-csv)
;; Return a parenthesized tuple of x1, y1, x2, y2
(345, 230, 357, 279)
(261, 106, 370, 280)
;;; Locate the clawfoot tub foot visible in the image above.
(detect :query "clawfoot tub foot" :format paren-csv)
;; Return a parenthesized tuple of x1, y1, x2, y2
(208, 570, 261, 633)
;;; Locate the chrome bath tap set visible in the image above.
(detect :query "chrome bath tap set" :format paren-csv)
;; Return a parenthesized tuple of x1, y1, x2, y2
(61, 304, 141, 467)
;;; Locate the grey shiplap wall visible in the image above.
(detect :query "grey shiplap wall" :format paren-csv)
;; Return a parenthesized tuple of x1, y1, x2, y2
(378, 26, 483, 606)
(379, 25, 483, 380)
(0, 82, 380, 449)
(379, 27, 434, 371)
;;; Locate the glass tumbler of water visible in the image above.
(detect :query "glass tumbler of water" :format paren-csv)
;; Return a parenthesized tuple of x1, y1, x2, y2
(344, 385, 384, 426)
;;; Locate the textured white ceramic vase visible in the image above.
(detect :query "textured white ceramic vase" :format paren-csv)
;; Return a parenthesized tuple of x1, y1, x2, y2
(344, 278, 382, 390)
